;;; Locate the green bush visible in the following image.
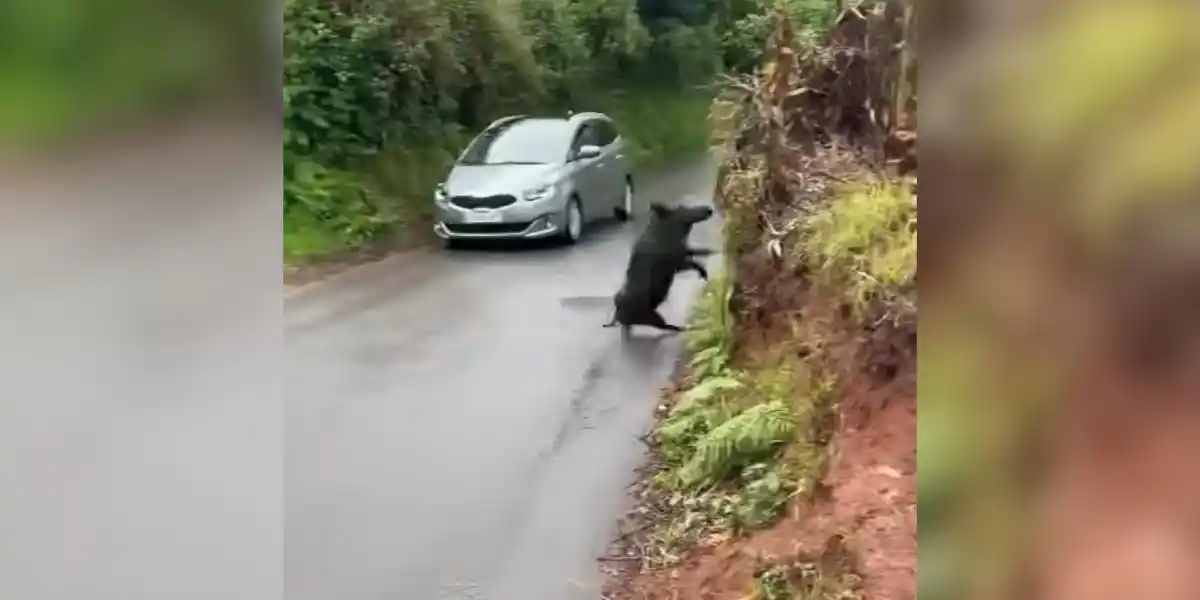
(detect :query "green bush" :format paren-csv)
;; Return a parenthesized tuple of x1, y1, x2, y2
(363, 134, 471, 226)
(283, 0, 840, 261)
(284, 158, 394, 260)
(594, 89, 716, 168)
(717, 0, 841, 71)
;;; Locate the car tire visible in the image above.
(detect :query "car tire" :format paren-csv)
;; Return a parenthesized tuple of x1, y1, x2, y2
(614, 178, 634, 221)
(559, 197, 584, 245)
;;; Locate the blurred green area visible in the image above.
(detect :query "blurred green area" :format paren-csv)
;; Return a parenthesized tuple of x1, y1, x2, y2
(282, 0, 834, 261)
(921, 3, 1200, 599)
(0, 0, 268, 143)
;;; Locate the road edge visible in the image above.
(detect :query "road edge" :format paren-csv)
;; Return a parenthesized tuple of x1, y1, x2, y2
(284, 245, 433, 301)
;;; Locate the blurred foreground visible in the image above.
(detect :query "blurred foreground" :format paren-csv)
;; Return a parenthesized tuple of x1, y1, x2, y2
(0, 3, 280, 599)
(921, 1, 1200, 599)
(2, 1, 1199, 599)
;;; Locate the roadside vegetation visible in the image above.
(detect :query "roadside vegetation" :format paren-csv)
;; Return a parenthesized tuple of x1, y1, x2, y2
(282, 0, 844, 263)
(604, 1, 917, 598)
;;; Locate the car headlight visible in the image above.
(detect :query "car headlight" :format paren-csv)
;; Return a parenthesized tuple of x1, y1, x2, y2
(523, 183, 554, 202)
(434, 183, 448, 203)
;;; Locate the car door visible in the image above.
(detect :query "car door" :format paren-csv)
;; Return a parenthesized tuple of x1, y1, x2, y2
(591, 118, 625, 211)
(568, 122, 604, 217)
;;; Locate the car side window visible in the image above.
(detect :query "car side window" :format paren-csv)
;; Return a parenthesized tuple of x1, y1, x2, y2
(578, 123, 600, 148)
(569, 123, 597, 159)
(595, 119, 619, 146)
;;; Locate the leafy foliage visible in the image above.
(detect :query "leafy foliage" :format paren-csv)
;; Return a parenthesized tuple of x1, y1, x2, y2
(283, 0, 842, 260)
(518, 0, 594, 104)
(638, 263, 840, 568)
(716, 0, 841, 72)
(285, 160, 394, 250)
(677, 400, 795, 488)
(735, 462, 799, 529)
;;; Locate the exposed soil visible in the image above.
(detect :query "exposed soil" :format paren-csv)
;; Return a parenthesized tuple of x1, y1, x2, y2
(604, 319, 915, 600)
(603, 5, 916, 598)
(1028, 270, 1200, 600)
(1036, 379, 1200, 600)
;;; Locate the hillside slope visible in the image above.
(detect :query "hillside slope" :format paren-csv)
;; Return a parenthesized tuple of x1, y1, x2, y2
(603, 3, 917, 599)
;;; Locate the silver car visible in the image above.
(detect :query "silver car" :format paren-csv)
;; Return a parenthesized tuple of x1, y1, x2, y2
(432, 112, 634, 245)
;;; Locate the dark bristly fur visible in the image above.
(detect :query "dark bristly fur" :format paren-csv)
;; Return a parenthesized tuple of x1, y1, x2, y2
(604, 202, 715, 335)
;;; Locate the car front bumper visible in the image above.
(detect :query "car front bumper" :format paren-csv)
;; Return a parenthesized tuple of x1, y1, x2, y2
(433, 197, 567, 240)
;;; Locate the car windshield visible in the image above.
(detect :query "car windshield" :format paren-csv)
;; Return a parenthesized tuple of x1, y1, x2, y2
(457, 120, 570, 165)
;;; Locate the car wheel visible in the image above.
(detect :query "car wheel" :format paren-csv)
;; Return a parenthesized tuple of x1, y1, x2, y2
(614, 178, 634, 221)
(560, 197, 584, 245)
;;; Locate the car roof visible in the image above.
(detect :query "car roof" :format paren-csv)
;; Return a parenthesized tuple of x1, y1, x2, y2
(565, 111, 610, 122)
(483, 112, 612, 133)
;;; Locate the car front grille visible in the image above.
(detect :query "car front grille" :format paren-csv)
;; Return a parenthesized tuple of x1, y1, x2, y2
(445, 221, 533, 235)
(450, 194, 517, 210)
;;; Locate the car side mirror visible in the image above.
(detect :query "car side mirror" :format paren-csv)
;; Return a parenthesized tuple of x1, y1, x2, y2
(574, 145, 602, 161)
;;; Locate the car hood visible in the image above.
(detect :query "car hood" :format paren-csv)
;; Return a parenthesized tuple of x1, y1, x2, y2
(444, 163, 559, 197)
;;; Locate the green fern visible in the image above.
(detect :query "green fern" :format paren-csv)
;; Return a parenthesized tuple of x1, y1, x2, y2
(659, 400, 737, 465)
(659, 370, 742, 466)
(676, 401, 795, 489)
(734, 462, 799, 530)
(686, 265, 736, 379)
(672, 374, 742, 414)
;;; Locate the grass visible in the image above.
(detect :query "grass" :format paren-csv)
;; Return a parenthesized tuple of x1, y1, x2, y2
(283, 158, 406, 262)
(798, 181, 917, 317)
(283, 206, 352, 260)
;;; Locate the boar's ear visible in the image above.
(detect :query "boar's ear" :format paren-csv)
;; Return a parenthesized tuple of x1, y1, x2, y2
(649, 202, 671, 218)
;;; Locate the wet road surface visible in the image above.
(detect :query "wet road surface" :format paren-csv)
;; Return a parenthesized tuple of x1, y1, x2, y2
(285, 154, 721, 600)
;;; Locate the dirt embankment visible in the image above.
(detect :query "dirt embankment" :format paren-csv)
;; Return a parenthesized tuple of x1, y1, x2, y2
(603, 3, 916, 599)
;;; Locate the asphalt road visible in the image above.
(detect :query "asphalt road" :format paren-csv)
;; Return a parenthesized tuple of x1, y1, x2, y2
(285, 154, 721, 600)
